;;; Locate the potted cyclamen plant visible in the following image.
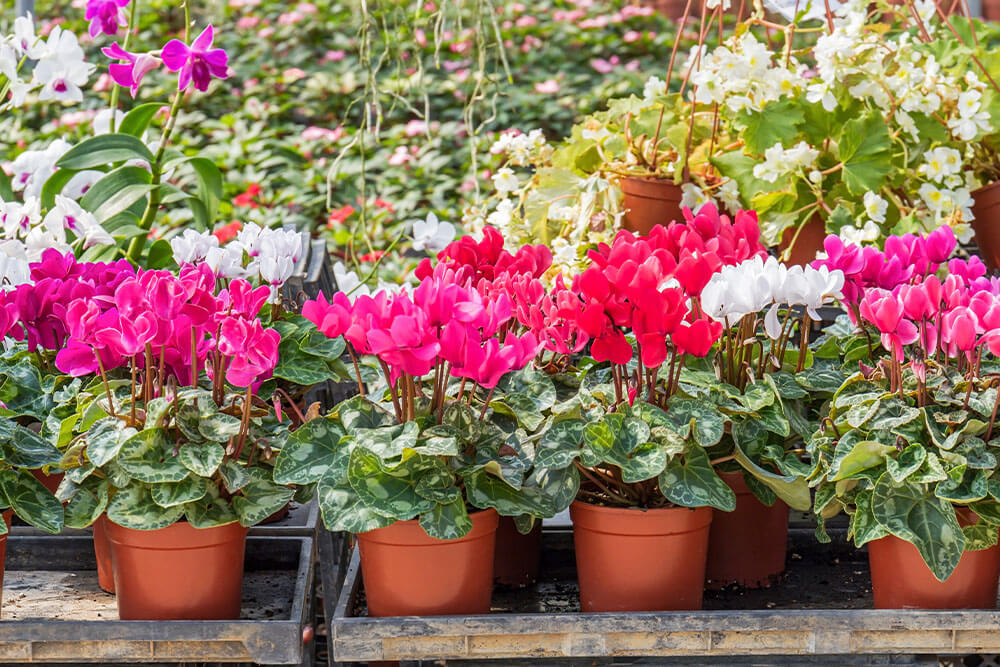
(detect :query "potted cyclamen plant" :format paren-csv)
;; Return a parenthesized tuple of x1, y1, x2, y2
(694, 250, 845, 588)
(41, 260, 297, 621)
(275, 236, 558, 617)
(807, 227, 1000, 609)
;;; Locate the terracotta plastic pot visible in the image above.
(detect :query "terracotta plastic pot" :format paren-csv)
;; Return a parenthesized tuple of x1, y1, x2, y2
(93, 514, 115, 594)
(106, 520, 249, 620)
(493, 516, 542, 588)
(705, 472, 789, 589)
(620, 177, 685, 236)
(869, 510, 1000, 609)
(0, 510, 13, 604)
(972, 179, 1000, 271)
(358, 509, 499, 617)
(778, 217, 827, 266)
(570, 501, 712, 612)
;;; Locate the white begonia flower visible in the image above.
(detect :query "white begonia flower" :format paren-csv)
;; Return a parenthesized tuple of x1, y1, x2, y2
(642, 75, 667, 102)
(863, 191, 888, 223)
(204, 246, 246, 280)
(839, 221, 880, 245)
(680, 183, 710, 210)
(580, 118, 611, 142)
(492, 167, 520, 195)
(171, 229, 220, 264)
(487, 198, 516, 231)
(548, 205, 576, 222)
(753, 143, 788, 182)
(919, 183, 945, 212)
(717, 180, 742, 214)
(917, 147, 962, 183)
(0, 196, 41, 239)
(411, 212, 455, 252)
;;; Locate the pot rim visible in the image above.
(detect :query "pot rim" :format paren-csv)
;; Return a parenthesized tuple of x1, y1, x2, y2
(357, 507, 499, 545)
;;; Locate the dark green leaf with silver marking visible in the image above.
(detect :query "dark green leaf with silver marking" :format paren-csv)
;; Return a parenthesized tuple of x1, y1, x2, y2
(151, 475, 210, 508)
(660, 446, 736, 511)
(273, 416, 347, 484)
(118, 428, 189, 483)
(419, 498, 473, 540)
(0, 469, 63, 534)
(178, 441, 225, 478)
(107, 484, 185, 530)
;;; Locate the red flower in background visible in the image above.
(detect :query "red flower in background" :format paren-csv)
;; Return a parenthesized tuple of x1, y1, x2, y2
(233, 183, 262, 208)
(328, 205, 356, 226)
(213, 221, 243, 244)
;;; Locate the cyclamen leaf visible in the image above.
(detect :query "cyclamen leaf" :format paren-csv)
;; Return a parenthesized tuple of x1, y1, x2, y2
(347, 448, 435, 521)
(872, 474, 965, 582)
(178, 441, 225, 478)
(233, 476, 295, 527)
(419, 498, 473, 540)
(535, 419, 585, 470)
(118, 428, 190, 483)
(0, 469, 63, 534)
(151, 475, 210, 508)
(273, 416, 347, 485)
(316, 473, 394, 534)
(660, 446, 736, 511)
(107, 484, 185, 530)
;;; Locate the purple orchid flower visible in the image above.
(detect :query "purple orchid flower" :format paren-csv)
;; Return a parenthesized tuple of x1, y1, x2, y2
(102, 43, 161, 98)
(85, 0, 130, 38)
(161, 25, 229, 92)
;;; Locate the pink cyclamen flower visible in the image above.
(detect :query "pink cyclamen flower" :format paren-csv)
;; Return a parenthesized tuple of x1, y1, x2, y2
(85, 0, 130, 37)
(161, 25, 229, 92)
(102, 43, 161, 97)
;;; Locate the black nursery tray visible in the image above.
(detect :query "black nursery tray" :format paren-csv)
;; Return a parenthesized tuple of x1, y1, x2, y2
(0, 534, 316, 664)
(330, 520, 1000, 664)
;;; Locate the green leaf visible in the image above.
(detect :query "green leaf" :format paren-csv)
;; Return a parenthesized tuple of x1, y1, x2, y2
(465, 469, 553, 517)
(867, 398, 922, 430)
(273, 416, 347, 485)
(79, 166, 152, 214)
(0, 469, 63, 534)
(830, 440, 894, 481)
(837, 114, 893, 196)
(733, 437, 812, 510)
(347, 448, 435, 521)
(935, 466, 989, 503)
(338, 396, 396, 432)
(63, 478, 109, 529)
(40, 169, 79, 208)
(92, 184, 155, 224)
(736, 98, 805, 155)
(197, 412, 242, 442)
(419, 498, 473, 540)
(963, 521, 999, 551)
(0, 168, 12, 200)
(299, 330, 346, 359)
(664, 398, 726, 446)
(119, 103, 167, 137)
(660, 446, 736, 511)
(492, 393, 545, 432)
(85, 417, 136, 467)
(756, 402, 790, 437)
(146, 239, 175, 269)
(118, 428, 190, 483)
(184, 484, 239, 528)
(354, 421, 419, 462)
(232, 475, 295, 527)
(316, 473, 394, 533)
(769, 371, 807, 399)
(529, 465, 580, 514)
(535, 419, 584, 469)
(178, 441, 225, 478)
(498, 367, 557, 412)
(151, 475, 210, 508)
(872, 474, 965, 582)
(850, 491, 889, 547)
(57, 134, 154, 170)
(738, 382, 776, 411)
(886, 444, 927, 483)
(219, 460, 250, 493)
(5, 425, 63, 468)
(107, 484, 185, 530)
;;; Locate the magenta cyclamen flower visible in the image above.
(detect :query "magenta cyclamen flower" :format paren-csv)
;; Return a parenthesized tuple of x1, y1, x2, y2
(161, 25, 229, 92)
(102, 43, 161, 98)
(85, 0, 130, 37)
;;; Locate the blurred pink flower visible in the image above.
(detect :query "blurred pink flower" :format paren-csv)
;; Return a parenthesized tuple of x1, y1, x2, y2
(552, 9, 585, 21)
(534, 78, 560, 94)
(258, 26, 275, 38)
(405, 119, 428, 136)
(578, 16, 609, 28)
(236, 16, 259, 29)
(515, 15, 537, 26)
(296, 2, 318, 13)
(388, 146, 413, 166)
(325, 49, 346, 62)
(590, 57, 616, 73)
(625, 59, 640, 71)
(623, 30, 641, 42)
(622, 4, 655, 16)
(283, 67, 307, 83)
(301, 125, 343, 141)
(278, 11, 304, 24)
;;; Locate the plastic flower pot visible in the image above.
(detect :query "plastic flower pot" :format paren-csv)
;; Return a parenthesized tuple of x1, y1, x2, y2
(778, 216, 827, 266)
(620, 177, 685, 236)
(493, 516, 542, 588)
(570, 500, 712, 612)
(106, 520, 249, 620)
(705, 471, 789, 590)
(868, 509, 1000, 609)
(971, 179, 1000, 271)
(357, 509, 499, 617)
(93, 514, 115, 594)
(0, 510, 13, 606)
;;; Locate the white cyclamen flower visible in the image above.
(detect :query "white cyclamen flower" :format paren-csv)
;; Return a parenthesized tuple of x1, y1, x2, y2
(333, 261, 370, 298)
(171, 229, 220, 264)
(411, 212, 456, 252)
(204, 246, 246, 280)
